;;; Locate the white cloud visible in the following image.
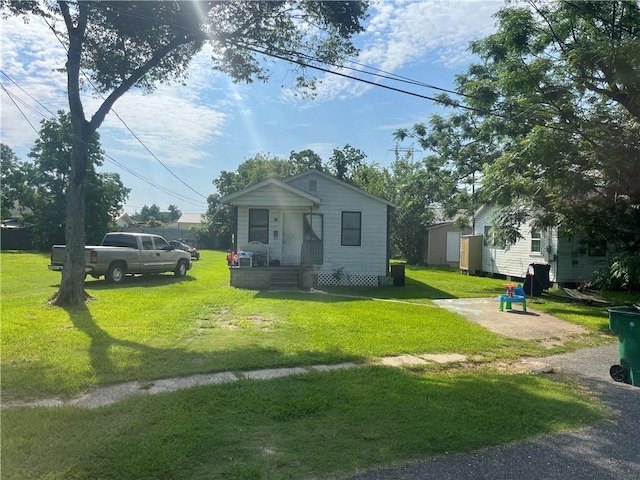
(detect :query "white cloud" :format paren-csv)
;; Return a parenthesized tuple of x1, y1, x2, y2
(1, 14, 228, 168)
(282, 0, 503, 104)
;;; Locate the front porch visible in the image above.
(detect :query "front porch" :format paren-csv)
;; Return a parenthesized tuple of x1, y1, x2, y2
(230, 266, 308, 290)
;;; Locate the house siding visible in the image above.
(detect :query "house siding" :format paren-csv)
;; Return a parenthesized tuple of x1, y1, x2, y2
(286, 173, 389, 278)
(474, 206, 613, 285)
(474, 207, 558, 282)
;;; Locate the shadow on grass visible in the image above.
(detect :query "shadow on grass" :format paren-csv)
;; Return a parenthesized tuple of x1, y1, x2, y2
(1, 367, 605, 480)
(49, 273, 197, 291)
(59, 303, 363, 390)
(254, 276, 458, 303)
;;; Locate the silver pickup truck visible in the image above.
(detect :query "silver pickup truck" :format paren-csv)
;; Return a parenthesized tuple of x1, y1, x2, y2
(49, 232, 192, 283)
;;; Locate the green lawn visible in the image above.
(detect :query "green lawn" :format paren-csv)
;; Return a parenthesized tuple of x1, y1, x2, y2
(1, 251, 627, 479)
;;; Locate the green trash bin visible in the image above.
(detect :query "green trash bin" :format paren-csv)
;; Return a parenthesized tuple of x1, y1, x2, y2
(608, 306, 640, 387)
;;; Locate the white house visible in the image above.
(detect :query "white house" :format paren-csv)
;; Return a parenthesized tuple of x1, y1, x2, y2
(473, 205, 612, 286)
(220, 169, 396, 289)
(114, 212, 137, 228)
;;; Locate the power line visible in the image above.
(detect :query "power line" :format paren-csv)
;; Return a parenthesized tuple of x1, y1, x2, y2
(37, 12, 209, 201)
(0, 76, 208, 208)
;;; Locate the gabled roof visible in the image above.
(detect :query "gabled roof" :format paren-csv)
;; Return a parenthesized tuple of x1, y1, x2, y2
(284, 169, 396, 208)
(220, 177, 322, 206)
(115, 212, 137, 226)
(177, 213, 204, 224)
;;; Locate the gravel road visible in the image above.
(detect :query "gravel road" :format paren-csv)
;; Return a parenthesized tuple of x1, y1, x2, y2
(349, 343, 640, 480)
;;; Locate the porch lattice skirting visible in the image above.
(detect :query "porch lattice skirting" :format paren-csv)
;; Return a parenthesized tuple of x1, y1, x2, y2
(317, 273, 379, 287)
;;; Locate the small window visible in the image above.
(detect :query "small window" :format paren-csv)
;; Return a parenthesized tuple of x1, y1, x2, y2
(309, 180, 317, 192)
(142, 236, 154, 250)
(249, 208, 269, 244)
(483, 225, 492, 247)
(154, 236, 171, 251)
(341, 211, 361, 246)
(531, 229, 541, 253)
(588, 239, 606, 257)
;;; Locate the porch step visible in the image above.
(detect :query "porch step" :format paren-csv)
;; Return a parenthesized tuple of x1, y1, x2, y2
(269, 270, 300, 290)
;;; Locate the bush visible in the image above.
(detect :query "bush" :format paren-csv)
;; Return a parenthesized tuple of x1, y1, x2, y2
(592, 253, 640, 291)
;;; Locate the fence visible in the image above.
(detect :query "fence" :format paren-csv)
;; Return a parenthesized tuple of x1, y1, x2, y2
(1, 228, 34, 251)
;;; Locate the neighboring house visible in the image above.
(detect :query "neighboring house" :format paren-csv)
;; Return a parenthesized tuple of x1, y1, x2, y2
(473, 205, 613, 286)
(1, 201, 33, 228)
(423, 222, 471, 267)
(114, 212, 138, 228)
(221, 169, 396, 289)
(177, 213, 204, 230)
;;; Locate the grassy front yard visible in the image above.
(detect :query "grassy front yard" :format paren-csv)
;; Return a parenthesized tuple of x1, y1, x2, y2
(1, 251, 630, 479)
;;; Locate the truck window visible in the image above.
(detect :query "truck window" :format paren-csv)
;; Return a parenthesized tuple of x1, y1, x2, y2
(154, 236, 171, 251)
(142, 236, 154, 250)
(103, 234, 137, 248)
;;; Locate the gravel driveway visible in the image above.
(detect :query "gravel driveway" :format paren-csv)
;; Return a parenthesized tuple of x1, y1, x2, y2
(349, 343, 640, 480)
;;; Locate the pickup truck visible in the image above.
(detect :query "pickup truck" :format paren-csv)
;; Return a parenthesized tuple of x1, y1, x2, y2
(49, 232, 192, 283)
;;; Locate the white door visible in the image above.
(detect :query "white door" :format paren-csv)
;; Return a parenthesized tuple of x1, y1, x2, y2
(282, 212, 303, 265)
(446, 232, 461, 262)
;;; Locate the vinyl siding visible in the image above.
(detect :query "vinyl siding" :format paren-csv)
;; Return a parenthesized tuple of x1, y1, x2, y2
(287, 173, 389, 276)
(474, 207, 558, 281)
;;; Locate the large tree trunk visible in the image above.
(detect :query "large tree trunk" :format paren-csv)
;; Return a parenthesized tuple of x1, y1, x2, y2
(50, 2, 91, 306)
(50, 125, 91, 306)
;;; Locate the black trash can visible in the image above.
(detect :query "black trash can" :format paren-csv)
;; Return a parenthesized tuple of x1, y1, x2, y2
(523, 263, 551, 297)
(390, 263, 405, 287)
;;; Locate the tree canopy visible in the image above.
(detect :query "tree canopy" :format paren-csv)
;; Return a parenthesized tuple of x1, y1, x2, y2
(1, 112, 129, 249)
(396, 1, 640, 254)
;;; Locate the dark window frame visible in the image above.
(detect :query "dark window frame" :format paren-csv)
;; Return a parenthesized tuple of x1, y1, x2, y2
(341, 211, 361, 246)
(248, 208, 269, 244)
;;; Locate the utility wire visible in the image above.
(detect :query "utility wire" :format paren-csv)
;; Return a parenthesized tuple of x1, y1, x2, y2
(0, 77, 207, 208)
(38, 11, 209, 201)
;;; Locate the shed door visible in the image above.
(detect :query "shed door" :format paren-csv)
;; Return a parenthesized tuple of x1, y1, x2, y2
(446, 232, 461, 262)
(282, 212, 303, 265)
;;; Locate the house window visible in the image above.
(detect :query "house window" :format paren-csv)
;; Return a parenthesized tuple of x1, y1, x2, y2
(483, 225, 492, 246)
(309, 180, 317, 192)
(248, 208, 269, 244)
(484, 225, 505, 249)
(341, 211, 361, 246)
(531, 229, 542, 253)
(588, 239, 606, 257)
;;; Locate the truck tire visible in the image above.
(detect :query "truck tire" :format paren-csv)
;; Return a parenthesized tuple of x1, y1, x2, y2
(106, 262, 126, 283)
(174, 259, 188, 277)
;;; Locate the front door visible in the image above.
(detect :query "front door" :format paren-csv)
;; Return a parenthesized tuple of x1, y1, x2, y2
(282, 212, 303, 265)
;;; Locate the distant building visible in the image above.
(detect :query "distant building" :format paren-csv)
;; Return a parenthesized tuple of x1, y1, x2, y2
(177, 213, 204, 230)
(114, 212, 138, 228)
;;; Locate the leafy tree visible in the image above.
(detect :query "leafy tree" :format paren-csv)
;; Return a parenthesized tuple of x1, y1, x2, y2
(25, 112, 129, 250)
(137, 204, 161, 223)
(167, 204, 181, 223)
(387, 150, 437, 264)
(192, 193, 229, 250)
(437, 1, 640, 255)
(1, 144, 33, 220)
(3, 0, 368, 305)
(393, 111, 499, 232)
(327, 144, 367, 183)
(289, 149, 324, 172)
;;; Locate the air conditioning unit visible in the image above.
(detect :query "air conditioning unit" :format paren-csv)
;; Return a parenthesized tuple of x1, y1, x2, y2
(238, 256, 252, 267)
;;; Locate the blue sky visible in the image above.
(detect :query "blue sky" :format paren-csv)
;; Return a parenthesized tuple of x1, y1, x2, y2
(1, 1, 505, 215)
